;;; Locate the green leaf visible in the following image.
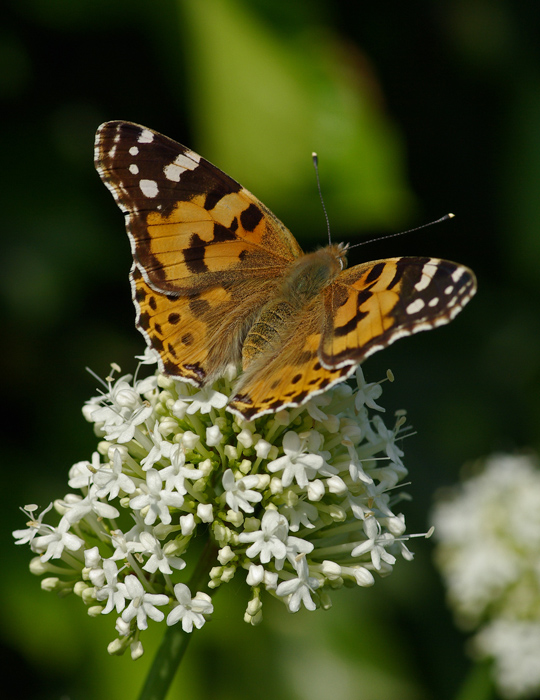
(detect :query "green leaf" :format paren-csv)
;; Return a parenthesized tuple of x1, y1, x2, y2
(180, 0, 414, 241)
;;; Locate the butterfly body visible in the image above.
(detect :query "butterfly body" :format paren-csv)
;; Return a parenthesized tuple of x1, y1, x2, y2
(242, 245, 345, 366)
(95, 121, 477, 420)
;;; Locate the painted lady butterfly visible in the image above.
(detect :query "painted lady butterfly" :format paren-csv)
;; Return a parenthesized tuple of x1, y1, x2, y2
(94, 121, 476, 420)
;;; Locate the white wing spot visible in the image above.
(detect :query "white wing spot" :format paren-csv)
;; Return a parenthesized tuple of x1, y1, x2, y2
(406, 298, 425, 315)
(129, 146, 139, 156)
(138, 129, 154, 144)
(451, 267, 466, 283)
(129, 164, 139, 175)
(180, 151, 201, 166)
(108, 145, 117, 159)
(428, 297, 439, 307)
(163, 152, 201, 182)
(414, 270, 433, 292)
(140, 179, 159, 198)
(444, 285, 454, 295)
(163, 163, 182, 182)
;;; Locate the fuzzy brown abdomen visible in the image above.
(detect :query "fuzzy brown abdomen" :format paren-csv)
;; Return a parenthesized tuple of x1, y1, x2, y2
(242, 300, 294, 368)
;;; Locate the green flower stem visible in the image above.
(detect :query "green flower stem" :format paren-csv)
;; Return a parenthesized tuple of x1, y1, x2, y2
(137, 539, 219, 700)
(136, 620, 192, 700)
(454, 661, 495, 700)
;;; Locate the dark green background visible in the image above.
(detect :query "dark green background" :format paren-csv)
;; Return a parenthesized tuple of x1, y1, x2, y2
(2, 1, 539, 698)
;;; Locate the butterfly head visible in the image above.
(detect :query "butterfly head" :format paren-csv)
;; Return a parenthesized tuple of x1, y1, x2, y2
(330, 242, 349, 271)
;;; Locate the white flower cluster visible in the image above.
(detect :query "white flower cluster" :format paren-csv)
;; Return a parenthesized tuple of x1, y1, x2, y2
(14, 356, 413, 659)
(432, 453, 540, 699)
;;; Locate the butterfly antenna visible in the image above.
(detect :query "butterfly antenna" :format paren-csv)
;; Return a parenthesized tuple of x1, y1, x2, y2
(347, 213, 455, 251)
(312, 152, 332, 245)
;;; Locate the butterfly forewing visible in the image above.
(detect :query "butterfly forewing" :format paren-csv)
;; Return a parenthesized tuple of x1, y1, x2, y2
(320, 257, 477, 369)
(95, 121, 477, 420)
(94, 121, 303, 295)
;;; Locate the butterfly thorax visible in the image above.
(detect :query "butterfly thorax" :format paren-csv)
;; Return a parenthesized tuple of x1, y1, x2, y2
(241, 244, 346, 369)
(283, 244, 348, 300)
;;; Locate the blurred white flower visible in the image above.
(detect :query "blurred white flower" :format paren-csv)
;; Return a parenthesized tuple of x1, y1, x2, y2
(432, 453, 540, 699)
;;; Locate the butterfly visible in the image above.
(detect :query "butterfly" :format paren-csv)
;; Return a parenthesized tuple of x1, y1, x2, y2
(94, 121, 477, 421)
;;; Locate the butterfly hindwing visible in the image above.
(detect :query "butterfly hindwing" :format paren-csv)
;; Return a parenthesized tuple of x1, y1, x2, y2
(132, 258, 294, 385)
(132, 264, 219, 384)
(229, 299, 354, 420)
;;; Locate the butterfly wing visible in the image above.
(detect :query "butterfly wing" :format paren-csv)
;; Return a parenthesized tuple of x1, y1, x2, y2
(229, 255, 476, 420)
(229, 298, 355, 420)
(320, 257, 477, 369)
(131, 265, 285, 383)
(95, 121, 304, 383)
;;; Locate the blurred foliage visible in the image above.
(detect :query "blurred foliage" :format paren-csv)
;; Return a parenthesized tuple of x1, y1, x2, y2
(182, 0, 412, 232)
(2, 0, 540, 698)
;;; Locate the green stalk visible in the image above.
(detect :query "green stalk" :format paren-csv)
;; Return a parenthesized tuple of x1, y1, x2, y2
(137, 539, 219, 700)
(454, 661, 495, 700)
